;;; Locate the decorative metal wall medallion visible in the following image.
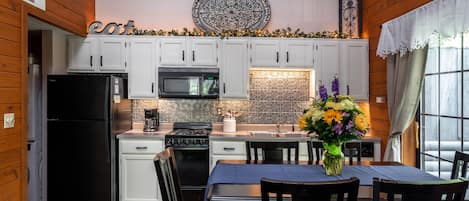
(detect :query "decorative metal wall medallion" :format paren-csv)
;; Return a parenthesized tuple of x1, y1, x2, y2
(192, 0, 271, 33)
(339, 0, 362, 38)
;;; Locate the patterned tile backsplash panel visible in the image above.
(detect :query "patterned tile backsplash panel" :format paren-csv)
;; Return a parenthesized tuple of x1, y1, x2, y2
(132, 70, 311, 124)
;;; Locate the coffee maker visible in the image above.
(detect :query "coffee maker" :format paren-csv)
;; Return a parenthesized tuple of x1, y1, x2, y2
(143, 108, 159, 132)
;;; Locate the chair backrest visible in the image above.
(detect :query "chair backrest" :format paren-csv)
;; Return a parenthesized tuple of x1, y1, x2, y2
(344, 142, 361, 165)
(260, 177, 360, 201)
(246, 141, 299, 163)
(372, 177, 469, 201)
(451, 151, 469, 179)
(307, 141, 324, 164)
(154, 147, 183, 201)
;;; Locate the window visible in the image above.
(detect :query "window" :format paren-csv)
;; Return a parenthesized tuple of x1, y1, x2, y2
(420, 32, 469, 179)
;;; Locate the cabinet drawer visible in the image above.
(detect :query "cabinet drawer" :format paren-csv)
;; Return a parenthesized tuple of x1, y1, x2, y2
(212, 141, 246, 155)
(120, 140, 164, 154)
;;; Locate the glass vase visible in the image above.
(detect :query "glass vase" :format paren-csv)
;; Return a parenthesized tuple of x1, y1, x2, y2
(322, 142, 345, 176)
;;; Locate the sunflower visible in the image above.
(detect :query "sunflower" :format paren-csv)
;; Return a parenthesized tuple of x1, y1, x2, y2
(354, 114, 369, 131)
(298, 116, 307, 129)
(323, 109, 343, 125)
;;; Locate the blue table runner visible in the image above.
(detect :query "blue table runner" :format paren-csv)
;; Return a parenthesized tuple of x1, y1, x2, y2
(206, 163, 441, 200)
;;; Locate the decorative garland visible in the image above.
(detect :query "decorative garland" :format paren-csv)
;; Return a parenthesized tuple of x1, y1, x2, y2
(130, 27, 352, 39)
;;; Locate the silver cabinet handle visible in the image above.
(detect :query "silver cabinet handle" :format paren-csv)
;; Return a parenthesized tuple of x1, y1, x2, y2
(223, 83, 226, 94)
(286, 51, 289, 63)
(182, 50, 185, 61)
(276, 51, 279, 63)
(223, 147, 235, 151)
(100, 56, 103, 67)
(136, 146, 148, 150)
(347, 85, 350, 95)
(90, 56, 93, 67)
(151, 83, 155, 93)
(192, 50, 195, 62)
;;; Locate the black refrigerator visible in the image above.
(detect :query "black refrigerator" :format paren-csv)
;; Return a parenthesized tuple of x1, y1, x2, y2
(47, 74, 131, 201)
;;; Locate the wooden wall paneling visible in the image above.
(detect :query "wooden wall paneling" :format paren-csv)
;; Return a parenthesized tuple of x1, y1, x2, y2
(0, 0, 94, 200)
(363, 0, 432, 160)
(0, 55, 21, 73)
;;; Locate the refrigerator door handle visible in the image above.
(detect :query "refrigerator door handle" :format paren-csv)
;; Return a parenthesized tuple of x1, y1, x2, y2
(104, 132, 110, 162)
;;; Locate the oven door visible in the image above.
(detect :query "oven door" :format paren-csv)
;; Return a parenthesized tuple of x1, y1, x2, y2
(171, 147, 209, 187)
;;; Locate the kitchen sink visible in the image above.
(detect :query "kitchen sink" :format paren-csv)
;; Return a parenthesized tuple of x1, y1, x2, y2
(249, 131, 306, 138)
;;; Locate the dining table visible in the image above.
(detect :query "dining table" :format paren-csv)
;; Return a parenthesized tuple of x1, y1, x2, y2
(205, 160, 442, 201)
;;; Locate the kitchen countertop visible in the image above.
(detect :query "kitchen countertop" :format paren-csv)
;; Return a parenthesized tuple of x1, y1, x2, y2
(117, 123, 381, 143)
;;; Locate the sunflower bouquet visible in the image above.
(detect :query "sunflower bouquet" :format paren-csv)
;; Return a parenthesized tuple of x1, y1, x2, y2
(299, 77, 369, 175)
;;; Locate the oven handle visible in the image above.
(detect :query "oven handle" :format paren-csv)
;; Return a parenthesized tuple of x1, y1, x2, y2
(171, 147, 209, 151)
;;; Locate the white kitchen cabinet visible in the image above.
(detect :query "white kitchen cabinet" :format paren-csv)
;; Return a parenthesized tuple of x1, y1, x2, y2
(128, 38, 157, 99)
(220, 39, 249, 99)
(191, 39, 219, 66)
(314, 40, 340, 91)
(159, 37, 219, 67)
(281, 39, 313, 68)
(68, 37, 97, 72)
(340, 40, 369, 101)
(119, 139, 164, 201)
(68, 36, 128, 73)
(159, 38, 186, 66)
(249, 39, 281, 67)
(210, 141, 246, 171)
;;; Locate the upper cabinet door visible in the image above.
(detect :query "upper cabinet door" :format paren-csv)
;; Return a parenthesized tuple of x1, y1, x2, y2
(159, 38, 186, 66)
(221, 39, 249, 99)
(128, 38, 157, 99)
(250, 39, 281, 67)
(340, 40, 369, 101)
(98, 38, 128, 72)
(314, 40, 340, 90)
(190, 39, 218, 66)
(282, 40, 313, 68)
(68, 37, 97, 72)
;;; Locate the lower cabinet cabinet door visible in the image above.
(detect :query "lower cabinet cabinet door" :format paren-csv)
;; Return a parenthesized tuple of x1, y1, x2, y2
(120, 154, 160, 201)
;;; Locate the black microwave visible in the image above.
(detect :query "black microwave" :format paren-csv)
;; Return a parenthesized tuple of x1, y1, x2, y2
(158, 67, 219, 99)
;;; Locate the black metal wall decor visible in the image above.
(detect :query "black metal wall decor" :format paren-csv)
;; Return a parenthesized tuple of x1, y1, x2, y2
(339, 0, 362, 38)
(192, 0, 271, 33)
(88, 20, 135, 35)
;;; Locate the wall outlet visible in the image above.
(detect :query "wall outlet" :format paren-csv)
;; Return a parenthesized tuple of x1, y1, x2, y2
(216, 107, 223, 116)
(4, 113, 15, 128)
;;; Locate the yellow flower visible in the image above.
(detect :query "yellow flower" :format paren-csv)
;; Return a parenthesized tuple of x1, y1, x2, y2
(323, 109, 343, 125)
(325, 101, 345, 111)
(298, 116, 307, 129)
(354, 114, 369, 131)
(311, 110, 324, 122)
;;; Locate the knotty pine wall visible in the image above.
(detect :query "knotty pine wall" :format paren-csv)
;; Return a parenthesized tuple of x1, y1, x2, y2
(0, 0, 94, 200)
(362, 0, 431, 162)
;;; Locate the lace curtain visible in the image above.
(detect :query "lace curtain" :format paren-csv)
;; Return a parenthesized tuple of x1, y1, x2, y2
(377, 0, 469, 58)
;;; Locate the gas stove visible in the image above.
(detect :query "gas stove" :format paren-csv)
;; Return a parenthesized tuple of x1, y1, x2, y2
(164, 122, 211, 201)
(165, 122, 211, 147)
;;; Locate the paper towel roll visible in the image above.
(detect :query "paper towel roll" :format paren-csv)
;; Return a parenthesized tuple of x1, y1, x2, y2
(223, 118, 236, 133)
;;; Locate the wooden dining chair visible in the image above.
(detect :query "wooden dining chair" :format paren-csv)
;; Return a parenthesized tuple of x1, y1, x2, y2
(344, 142, 362, 165)
(260, 177, 360, 201)
(154, 147, 184, 201)
(246, 141, 299, 163)
(372, 177, 469, 201)
(451, 151, 469, 179)
(307, 141, 324, 164)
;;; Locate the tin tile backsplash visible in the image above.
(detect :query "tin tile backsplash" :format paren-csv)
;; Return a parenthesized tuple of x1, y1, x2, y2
(132, 70, 311, 124)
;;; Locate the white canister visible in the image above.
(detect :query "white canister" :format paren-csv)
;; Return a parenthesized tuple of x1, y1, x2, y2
(223, 118, 236, 133)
